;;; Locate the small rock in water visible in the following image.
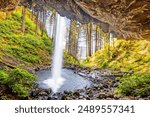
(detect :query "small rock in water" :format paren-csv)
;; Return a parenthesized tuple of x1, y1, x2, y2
(39, 91, 48, 96)
(88, 93, 93, 98)
(31, 92, 38, 97)
(73, 91, 80, 97)
(78, 72, 86, 77)
(30, 88, 42, 97)
(44, 88, 52, 94)
(38, 96, 44, 100)
(47, 96, 52, 100)
(79, 96, 84, 99)
(98, 93, 107, 99)
(93, 84, 99, 89)
(103, 84, 109, 88)
(61, 95, 68, 100)
(51, 95, 59, 100)
(107, 92, 114, 98)
(63, 91, 73, 97)
(114, 95, 120, 99)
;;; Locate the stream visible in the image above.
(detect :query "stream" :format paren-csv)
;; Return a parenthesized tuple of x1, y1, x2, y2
(37, 69, 92, 92)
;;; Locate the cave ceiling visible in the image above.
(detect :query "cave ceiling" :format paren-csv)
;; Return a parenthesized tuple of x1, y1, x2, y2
(0, 0, 150, 39)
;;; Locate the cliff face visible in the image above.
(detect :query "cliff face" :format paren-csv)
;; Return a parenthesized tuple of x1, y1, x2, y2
(0, 0, 20, 12)
(0, 0, 150, 39)
(42, 0, 150, 39)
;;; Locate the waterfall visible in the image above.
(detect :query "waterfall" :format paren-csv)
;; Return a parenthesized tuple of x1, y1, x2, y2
(43, 13, 65, 93)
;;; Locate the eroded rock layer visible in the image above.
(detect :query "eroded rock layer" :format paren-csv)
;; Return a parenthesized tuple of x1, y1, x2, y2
(0, 0, 20, 12)
(0, 0, 150, 39)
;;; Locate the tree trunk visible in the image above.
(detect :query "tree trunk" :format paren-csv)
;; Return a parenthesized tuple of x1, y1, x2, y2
(41, 11, 45, 37)
(107, 33, 111, 58)
(72, 21, 77, 58)
(88, 23, 92, 56)
(86, 24, 89, 57)
(75, 32, 80, 58)
(68, 20, 73, 53)
(31, 7, 34, 20)
(35, 11, 39, 35)
(95, 25, 98, 52)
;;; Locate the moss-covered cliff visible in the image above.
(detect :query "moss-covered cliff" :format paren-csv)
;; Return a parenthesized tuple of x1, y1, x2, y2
(0, 7, 52, 70)
(83, 39, 150, 73)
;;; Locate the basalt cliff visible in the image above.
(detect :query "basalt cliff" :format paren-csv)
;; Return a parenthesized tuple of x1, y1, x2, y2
(0, 0, 150, 39)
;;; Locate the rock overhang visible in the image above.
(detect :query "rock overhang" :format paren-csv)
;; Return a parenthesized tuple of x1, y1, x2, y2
(0, 0, 150, 39)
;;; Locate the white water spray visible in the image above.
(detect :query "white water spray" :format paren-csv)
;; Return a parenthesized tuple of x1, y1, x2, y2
(43, 13, 65, 93)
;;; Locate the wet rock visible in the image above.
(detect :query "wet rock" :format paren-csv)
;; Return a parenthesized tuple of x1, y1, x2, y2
(64, 91, 71, 94)
(79, 96, 84, 99)
(43, 96, 49, 100)
(30, 88, 41, 97)
(120, 97, 131, 100)
(86, 97, 91, 100)
(106, 98, 113, 100)
(61, 94, 73, 100)
(38, 96, 43, 100)
(113, 82, 118, 87)
(34, 84, 39, 89)
(44, 88, 52, 94)
(98, 93, 107, 99)
(73, 91, 80, 97)
(114, 95, 120, 100)
(103, 84, 109, 88)
(29, 67, 150, 100)
(107, 92, 114, 98)
(30, 90, 38, 97)
(39, 91, 48, 96)
(88, 93, 93, 98)
(65, 97, 72, 100)
(51, 95, 59, 100)
(93, 84, 99, 89)
(47, 96, 52, 100)
(61, 95, 68, 100)
(78, 72, 86, 77)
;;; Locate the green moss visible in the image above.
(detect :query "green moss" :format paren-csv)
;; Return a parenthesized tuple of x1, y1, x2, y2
(82, 40, 150, 73)
(64, 51, 80, 65)
(11, 84, 28, 97)
(115, 73, 150, 97)
(82, 39, 150, 97)
(0, 7, 52, 68)
(0, 68, 36, 97)
(0, 7, 52, 99)
(0, 70, 10, 84)
(10, 68, 36, 83)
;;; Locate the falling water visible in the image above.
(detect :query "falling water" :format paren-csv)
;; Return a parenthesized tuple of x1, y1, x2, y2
(43, 13, 65, 93)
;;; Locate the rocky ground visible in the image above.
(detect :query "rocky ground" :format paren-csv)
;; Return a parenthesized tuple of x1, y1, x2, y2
(1, 64, 149, 100)
(29, 67, 150, 100)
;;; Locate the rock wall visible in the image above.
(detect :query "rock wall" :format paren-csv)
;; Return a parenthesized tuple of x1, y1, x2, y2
(0, 0, 20, 12)
(0, 0, 150, 39)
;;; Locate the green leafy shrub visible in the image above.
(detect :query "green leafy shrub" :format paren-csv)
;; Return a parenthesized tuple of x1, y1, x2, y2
(101, 60, 109, 68)
(115, 73, 150, 97)
(0, 68, 36, 97)
(82, 40, 150, 73)
(42, 35, 53, 52)
(9, 68, 36, 87)
(64, 51, 80, 65)
(11, 84, 28, 97)
(0, 70, 10, 84)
